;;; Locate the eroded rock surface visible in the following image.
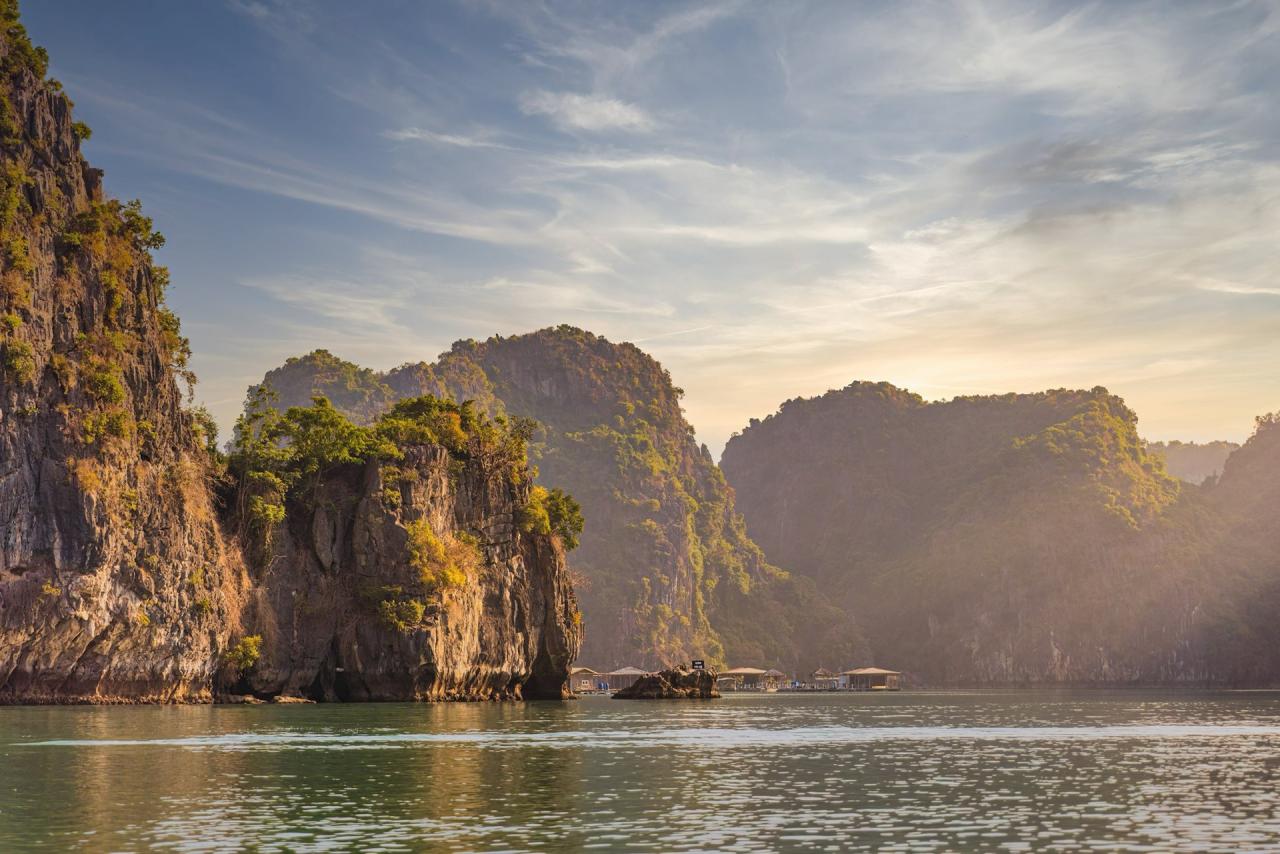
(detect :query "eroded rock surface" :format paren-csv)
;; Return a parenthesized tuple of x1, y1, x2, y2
(613, 666, 719, 699)
(0, 10, 240, 703)
(235, 447, 580, 701)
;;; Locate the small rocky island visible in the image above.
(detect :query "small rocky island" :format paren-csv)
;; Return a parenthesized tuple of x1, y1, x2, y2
(613, 666, 719, 699)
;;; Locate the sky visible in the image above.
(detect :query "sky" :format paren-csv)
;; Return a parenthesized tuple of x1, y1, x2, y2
(24, 0, 1280, 454)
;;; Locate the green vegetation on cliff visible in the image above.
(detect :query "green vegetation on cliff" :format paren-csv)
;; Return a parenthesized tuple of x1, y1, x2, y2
(229, 388, 574, 557)
(0, 0, 581, 704)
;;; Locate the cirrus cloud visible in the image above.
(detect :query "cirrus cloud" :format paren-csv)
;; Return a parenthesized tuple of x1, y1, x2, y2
(519, 89, 654, 132)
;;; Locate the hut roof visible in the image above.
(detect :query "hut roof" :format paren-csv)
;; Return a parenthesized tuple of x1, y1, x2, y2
(812, 668, 837, 678)
(722, 667, 767, 675)
(571, 666, 600, 675)
(841, 667, 901, 676)
(606, 666, 648, 676)
(764, 669, 787, 677)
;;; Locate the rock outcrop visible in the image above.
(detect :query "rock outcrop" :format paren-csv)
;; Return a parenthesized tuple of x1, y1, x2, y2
(613, 666, 719, 699)
(0, 4, 580, 703)
(0, 6, 241, 703)
(233, 445, 580, 701)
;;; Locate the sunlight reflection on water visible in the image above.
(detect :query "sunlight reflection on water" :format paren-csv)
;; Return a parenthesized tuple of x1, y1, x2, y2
(22, 722, 1280, 750)
(2, 691, 1279, 851)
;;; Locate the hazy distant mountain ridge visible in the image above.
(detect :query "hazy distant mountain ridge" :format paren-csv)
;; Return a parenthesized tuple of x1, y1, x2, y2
(1188, 415, 1280, 683)
(721, 383, 1176, 582)
(1146, 439, 1239, 484)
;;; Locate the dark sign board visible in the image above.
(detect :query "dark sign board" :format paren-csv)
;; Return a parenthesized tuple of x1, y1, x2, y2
(691, 660, 705, 670)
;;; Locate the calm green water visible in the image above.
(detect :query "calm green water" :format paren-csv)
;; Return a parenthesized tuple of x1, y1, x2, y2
(2, 691, 1280, 851)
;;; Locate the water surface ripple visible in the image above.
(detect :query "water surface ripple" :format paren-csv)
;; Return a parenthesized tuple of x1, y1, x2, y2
(2, 690, 1279, 851)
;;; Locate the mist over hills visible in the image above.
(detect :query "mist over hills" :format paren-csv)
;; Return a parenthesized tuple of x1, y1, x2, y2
(1146, 440, 1239, 485)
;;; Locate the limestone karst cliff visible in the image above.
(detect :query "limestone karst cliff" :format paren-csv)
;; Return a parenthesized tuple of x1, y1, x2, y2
(0, 5, 239, 702)
(1192, 415, 1280, 684)
(721, 382, 1280, 685)
(254, 328, 866, 673)
(0, 4, 579, 703)
(227, 395, 581, 700)
(244, 448, 578, 701)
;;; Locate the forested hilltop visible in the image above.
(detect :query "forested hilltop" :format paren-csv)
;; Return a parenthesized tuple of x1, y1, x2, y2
(253, 328, 865, 672)
(722, 383, 1280, 685)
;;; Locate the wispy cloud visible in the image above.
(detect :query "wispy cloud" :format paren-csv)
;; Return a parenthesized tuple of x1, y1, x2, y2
(225, 0, 315, 32)
(383, 127, 516, 150)
(1196, 280, 1280, 297)
(46, 0, 1280, 449)
(519, 90, 654, 132)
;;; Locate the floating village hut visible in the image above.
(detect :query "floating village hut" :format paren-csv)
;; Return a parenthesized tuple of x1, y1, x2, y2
(569, 666, 604, 694)
(717, 667, 767, 690)
(603, 666, 648, 692)
(718, 667, 787, 691)
(811, 668, 840, 690)
(840, 667, 902, 691)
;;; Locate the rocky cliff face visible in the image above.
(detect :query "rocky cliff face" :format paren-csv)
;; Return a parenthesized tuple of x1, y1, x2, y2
(0, 6, 579, 702)
(0, 8, 240, 702)
(255, 328, 866, 673)
(722, 383, 1240, 684)
(236, 444, 579, 701)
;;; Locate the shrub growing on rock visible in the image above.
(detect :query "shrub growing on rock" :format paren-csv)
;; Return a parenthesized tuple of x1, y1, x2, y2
(377, 594, 426, 634)
(1, 336, 33, 382)
(224, 635, 262, 673)
(519, 485, 583, 550)
(406, 519, 471, 592)
(83, 362, 125, 404)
